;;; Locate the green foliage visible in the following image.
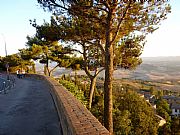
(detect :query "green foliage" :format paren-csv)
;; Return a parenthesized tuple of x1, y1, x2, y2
(171, 117, 180, 134)
(67, 57, 83, 70)
(158, 123, 171, 135)
(114, 36, 144, 69)
(59, 79, 88, 106)
(0, 56, 6, 71)
(113, 109, 131, 135)
(149, 86, 156, 95)
(113, 90, 159, 135)
(32, 19, 61, 42)
(156, 99, 171, 121)
(0, 54, 32, 72)
(91, 84, 159, 135)
(24, 33, 74, 76)
(24, 19, 79, 76)
(158, 113, 180, 135)
(156, 98, 172, 134)
(90, 88, 104, 123)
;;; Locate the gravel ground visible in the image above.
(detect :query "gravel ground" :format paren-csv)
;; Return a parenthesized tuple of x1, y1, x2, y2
(0, 76, 62, 135)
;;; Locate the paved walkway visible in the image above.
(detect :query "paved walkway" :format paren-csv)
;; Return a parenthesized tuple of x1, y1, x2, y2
(0, 78, 5, 91)
(0, 75, 62, 135)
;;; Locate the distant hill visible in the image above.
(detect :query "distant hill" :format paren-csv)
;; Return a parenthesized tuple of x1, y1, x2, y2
(128, 56, 180, 81)
(142, 56, 180, 61)
(35, 56, 180, 81)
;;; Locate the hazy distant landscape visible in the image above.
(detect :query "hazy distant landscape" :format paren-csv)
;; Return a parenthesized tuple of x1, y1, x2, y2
(114, 56, 180, 81)
(35, 56, 180, 80)
(39, 56, 180, 80)
(36, 56, 180, 92)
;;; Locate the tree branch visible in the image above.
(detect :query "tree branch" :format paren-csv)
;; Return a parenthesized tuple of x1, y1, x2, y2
(96, 67, 105, 76)
(111, 2, 131, 44)
(82, 43, 93, 78)
(50, 63, 60, 73)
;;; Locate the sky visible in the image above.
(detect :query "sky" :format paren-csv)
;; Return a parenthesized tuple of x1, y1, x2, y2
(0, 0, 179, 57)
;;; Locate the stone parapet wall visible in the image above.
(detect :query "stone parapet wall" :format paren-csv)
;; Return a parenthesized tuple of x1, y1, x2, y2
(30, 74, 109, 135)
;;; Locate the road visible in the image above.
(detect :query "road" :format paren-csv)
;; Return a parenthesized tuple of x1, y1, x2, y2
(0, 78, 5, 91)
(0, 75, 62, 135)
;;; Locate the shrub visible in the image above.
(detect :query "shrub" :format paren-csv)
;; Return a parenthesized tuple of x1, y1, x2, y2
(59, 79, 88, 106)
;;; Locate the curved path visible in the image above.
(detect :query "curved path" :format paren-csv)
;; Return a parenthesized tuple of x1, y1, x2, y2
(0, 75, 62, 135)
(0, 78, 5, 91)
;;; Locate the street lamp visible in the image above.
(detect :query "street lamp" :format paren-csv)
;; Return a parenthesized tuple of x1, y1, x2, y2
(1, 34, 9, 80)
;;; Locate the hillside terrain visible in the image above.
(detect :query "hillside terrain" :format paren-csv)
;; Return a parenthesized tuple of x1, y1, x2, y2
(36, 56, 180, 92)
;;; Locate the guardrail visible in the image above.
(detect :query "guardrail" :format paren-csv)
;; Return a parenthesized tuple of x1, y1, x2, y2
(30, 74, 110, 135)
(0, 75, 15, 94)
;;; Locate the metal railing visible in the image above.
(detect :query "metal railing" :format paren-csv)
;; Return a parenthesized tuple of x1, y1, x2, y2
(0, 75, 15, 94)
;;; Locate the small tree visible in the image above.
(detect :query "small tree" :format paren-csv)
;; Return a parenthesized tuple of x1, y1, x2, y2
(1, 54, 32, 72)
(23, 20, 73, 76)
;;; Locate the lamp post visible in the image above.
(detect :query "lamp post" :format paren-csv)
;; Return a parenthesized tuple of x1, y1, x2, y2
(2, 34, 9, 80)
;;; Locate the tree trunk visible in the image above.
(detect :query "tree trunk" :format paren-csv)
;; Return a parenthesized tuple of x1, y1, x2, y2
(46, 59, 51, 77)
(32, 64, 36, 73)
(48, 70, 52, 77)
(49, 64, 60, 77)
(75, 70, 77, 85)
(104, 40, 114, 135)
(88, 76, 97, 109)
(47, 67, 51, 76)
(104, 10, 114, 134)
(44, 65, 47, 75)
